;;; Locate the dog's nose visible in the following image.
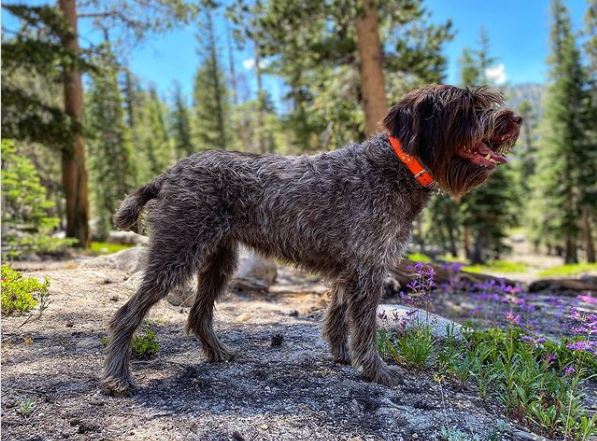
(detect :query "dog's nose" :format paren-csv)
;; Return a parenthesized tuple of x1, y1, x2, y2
(512, 115, 523, 125)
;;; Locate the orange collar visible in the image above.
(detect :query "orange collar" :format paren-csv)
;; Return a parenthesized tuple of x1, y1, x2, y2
(388, 136, 435, 188)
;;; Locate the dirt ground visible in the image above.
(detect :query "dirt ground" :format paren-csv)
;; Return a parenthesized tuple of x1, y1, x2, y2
(0, 259, 587, 441)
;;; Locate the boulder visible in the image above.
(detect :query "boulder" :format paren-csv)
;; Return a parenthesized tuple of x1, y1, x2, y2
(81, 246, 147, 274)
(529, 276, 597, 295)
(120, 247, 278, 306)
(376, 304, 464, 339)
(107, 231, 149, 246)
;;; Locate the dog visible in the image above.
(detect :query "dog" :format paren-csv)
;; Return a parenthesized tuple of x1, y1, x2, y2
(102, 84, 522, 395)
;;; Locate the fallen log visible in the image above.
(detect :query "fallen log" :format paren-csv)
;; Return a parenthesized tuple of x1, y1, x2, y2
(387, 258, 516, 291)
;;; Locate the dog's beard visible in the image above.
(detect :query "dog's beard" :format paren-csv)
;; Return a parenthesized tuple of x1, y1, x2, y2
(435, 158, 493, 198)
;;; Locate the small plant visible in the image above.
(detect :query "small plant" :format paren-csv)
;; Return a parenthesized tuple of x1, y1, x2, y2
(131, 329, 160, 359)
(1, 265, 49, 315)
(101, 328, 160, 359)
(18, 399, 35, 417)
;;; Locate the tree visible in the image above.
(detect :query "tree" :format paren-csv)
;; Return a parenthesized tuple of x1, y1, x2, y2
(355, 0, 387, 136)
(170, 81, 196, 159)
(228, 0, 453, 151)
(458, 29, 519, 263)
(193, 10, 230, 150)
(1, 140, 75, 259)
(532, 0, 587, 263)
(86, 42, 136, 239)
(140, 87, 174, 179)
(2, 0, 197, 248)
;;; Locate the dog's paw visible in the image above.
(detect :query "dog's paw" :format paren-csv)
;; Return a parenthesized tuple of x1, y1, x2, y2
(101, 375, 137, 397)
(368, 365, 405, 387)
(331, 346, 352, 365)
(204, 347, 237, 362)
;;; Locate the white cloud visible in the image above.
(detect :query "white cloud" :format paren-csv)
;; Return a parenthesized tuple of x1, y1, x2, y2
(242, 58, 270, 70)
(485, 63, 507, 85)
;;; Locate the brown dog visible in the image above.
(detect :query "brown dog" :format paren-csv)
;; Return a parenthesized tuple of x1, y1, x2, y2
(103, 84, 521, 395)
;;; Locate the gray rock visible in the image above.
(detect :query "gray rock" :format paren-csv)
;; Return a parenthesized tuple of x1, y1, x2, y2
(376, 304, 463, 339)
(107, 231, 149, 246)
(81, 246, 147, 274)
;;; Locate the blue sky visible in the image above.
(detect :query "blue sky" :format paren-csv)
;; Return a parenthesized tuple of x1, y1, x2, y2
(3, 1, 589, 103)
(119, 0, 589, 101)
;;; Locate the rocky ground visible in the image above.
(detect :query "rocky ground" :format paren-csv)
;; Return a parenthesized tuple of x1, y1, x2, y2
(1, 257, 594, 441)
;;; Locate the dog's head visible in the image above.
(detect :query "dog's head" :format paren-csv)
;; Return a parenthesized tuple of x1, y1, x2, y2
(383, 84, 522, 197)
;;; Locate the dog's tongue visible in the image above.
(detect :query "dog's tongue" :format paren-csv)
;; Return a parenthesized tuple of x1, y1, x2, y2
(457, 141, 508, 168)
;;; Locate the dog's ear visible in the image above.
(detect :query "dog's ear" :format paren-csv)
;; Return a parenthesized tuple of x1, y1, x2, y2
(383, 94, 434, 155)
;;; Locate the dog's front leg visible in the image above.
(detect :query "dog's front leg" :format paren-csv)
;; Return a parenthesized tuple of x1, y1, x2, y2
(346, 270, 402, 386)
(323, 280, 351, 364)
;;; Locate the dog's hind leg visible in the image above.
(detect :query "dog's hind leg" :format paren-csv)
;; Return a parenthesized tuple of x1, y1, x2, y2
(186, 240, 238, 362)
(346, 270, 402, 387)
(323, 280, 351, 364)
(102, 237, 206, 396)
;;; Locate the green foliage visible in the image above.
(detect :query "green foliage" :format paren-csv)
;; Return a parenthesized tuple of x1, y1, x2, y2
(193, 11, 231, 150)
(2, 140, 76, 258)
(170, 81, 196, 158)
(378, 324, 597, 439)
(0, 4, 93, 148)
(530, 0, 592, 263)
(18, 399, 35, 417)
(1, 265, 49, 315)
(538, 262, 597, 277)
(86, 43, 137, 239)
(101, 328, 160, 359)
(228, 0, 454, 151)
(456, 30, 519, 263)
(131, 329, 160, 359)
(462, 260, 528, 274)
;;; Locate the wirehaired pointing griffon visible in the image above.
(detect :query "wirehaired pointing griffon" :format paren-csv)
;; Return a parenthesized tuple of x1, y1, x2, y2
(103, 84, 522, 394)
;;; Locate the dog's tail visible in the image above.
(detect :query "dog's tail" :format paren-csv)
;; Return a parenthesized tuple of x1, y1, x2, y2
(113, 177, 163, 231)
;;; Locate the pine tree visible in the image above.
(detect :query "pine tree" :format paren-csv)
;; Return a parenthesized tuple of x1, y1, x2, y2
(532, 0, 587, 263)
(458, 29, 519, 263)
(193, 11, 230, 150)
(86, 43, 136, 239)
(138, 87, 174, 180)
(170, 81, 195, 159)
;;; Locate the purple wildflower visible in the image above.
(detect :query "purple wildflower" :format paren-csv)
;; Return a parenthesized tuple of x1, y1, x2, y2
(566, 340, 594, 352)
(577, 294, 597, 305)
(563, 365, 576, 376)
(505, 311, 521, 326)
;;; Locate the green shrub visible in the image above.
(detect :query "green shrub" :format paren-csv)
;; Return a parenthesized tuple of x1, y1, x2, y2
(1, 265, 48, 315)
(131, 329, 160, 359)
(1, 139, 76, 259)
(101, 328, 160, 359)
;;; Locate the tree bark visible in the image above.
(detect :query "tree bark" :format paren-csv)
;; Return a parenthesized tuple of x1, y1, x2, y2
(58, 0, 90, 248)
(355, 0, 387, 137)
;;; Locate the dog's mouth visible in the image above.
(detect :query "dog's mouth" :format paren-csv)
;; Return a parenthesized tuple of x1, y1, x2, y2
(456, 133, 516, 170)
(457, 139, 508, 169)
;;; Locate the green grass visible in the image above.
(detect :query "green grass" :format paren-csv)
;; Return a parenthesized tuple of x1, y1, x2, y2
(90, 241, 133, 255)
(462, 260, 528, 274)
(539, 263, 597, 277)
(406, 252, 433, 263)
(378, 325, 597, 440)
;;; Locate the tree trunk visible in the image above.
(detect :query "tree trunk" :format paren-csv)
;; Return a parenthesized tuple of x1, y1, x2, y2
(58, 0, 90, 248)
(564, 234, 578, 264)
(355, 0, 387, 137)
(581, 206, 596, 263)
